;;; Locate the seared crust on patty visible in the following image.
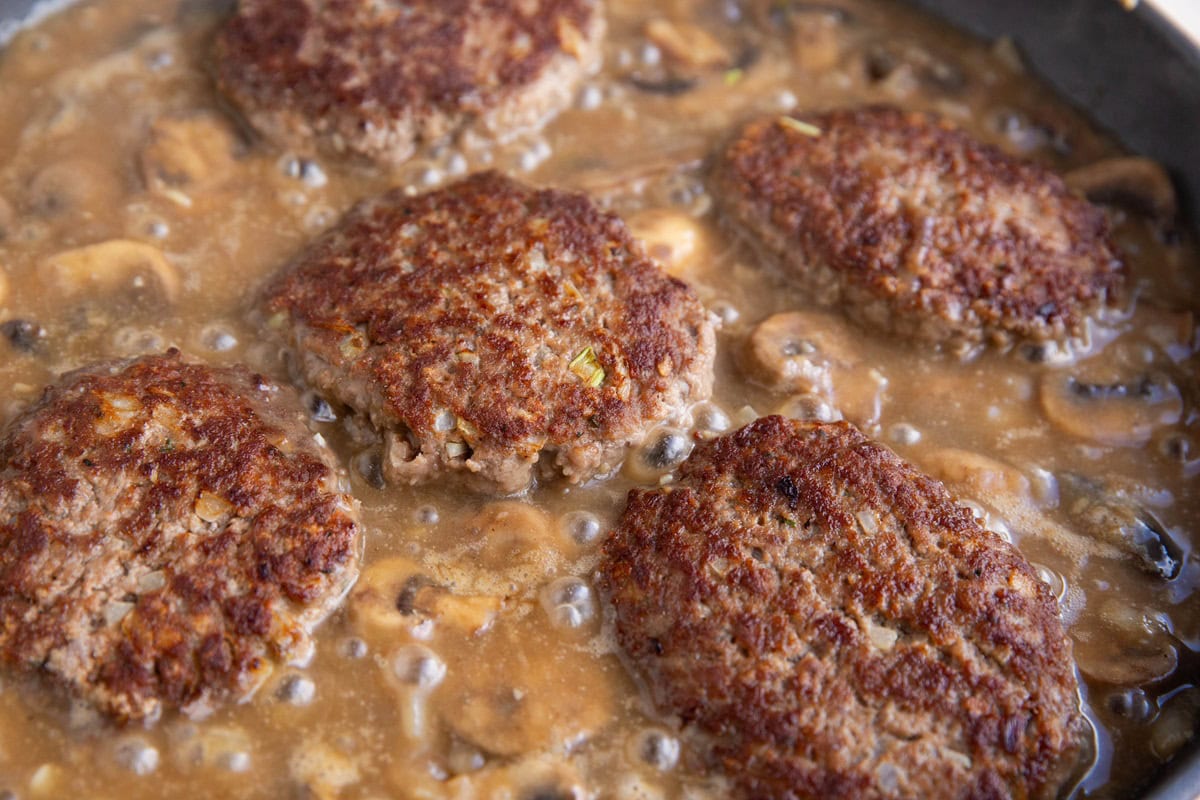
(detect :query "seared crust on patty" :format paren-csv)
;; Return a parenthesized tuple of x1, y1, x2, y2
(0, 351, 360, 721)
(212, 0, 604, 165)
(712, 107, 1124, 347)
(599, 416, 1085, 799)
(258, 171, 715, 493)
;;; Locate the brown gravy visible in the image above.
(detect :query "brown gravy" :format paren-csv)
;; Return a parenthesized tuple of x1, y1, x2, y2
(0, 1, 1197, 798)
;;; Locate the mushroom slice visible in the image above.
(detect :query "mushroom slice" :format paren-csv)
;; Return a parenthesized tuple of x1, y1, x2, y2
(625, 427, 694, 482)
(742, 310, 860, 395)
(27, 159, 121, 218)
(1074, 596, 1179, 686)
(644, 19, 733, 69)
(774, 392, 842, 424)
(39, 239, 180, 304)
(1075, 634, 1178, 687)
(1039, 362, 1182, 447)
(350, 557, 503, 641)
(436, 615, 614, 758)
(469, 501, 577, 585)
(140, 114, 238, 200)
(627, 208, 714, 280)
(784, 6, 849, 72)
(922, 450, 1122, 578)
(863, 39, 965, 96)
(1065, 156, 1178, 225)
(743, 311, 886, 425)
(1059, 473, 1183, 580)
(921, 448, 1033, 501)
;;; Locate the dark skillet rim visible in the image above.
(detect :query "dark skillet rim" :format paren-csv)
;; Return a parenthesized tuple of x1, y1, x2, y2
(1133, 18, 1200, 779)
(1141, 1, 1200, 74)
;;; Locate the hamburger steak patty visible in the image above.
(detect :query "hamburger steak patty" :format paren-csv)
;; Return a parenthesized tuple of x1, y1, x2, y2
(712, 106, 1124, 348)
(599, 416, 1085, 799)
(212, 0, 604, 165)
(258, 171, 716, 493)
(0, 351, 361, 721)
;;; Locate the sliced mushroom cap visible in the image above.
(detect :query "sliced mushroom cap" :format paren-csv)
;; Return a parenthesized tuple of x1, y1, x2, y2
(436, 616, 614, 758)
(469, 501, 576, 585)
(920, 449, 1122, 590)
(1, 319, 46, 353)
(1074, 597, 1179, 686)
(626, 13, 754, 98)
(1040, 362, 1183, 447)
(1150, 688, 1200, 761)
(921, 448, 1033, 502)
(773, 392, 842, 423)
(624, 427, 694, 483)
(140, 114, 238, 203)
(1059, 473, 1184, 580)
(1076, 637, 1178, 687)
(39, 239, 181, 305)
(742, 310, 860, 395)
(350, 556, 503, 641)
(863, 39, 965, 97)
(784, 6, 849, 72)
(743, 310, 885, 425)
(27, 158, 122, 218)
(644, 18, 734, 69)
(1065, 156, 1178, 225)
(627, 208, 714, 280)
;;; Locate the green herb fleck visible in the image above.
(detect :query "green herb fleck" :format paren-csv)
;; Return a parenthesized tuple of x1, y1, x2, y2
(569, 347, 606, 388)
(778, 116, 822, 137)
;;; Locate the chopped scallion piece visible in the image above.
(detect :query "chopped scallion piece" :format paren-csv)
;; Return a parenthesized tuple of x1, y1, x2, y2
(569, 346, 606, 388)
(778, 116, 822, 137)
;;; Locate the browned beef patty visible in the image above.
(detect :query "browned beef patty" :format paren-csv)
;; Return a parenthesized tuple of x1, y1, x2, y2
(212, 0, 604, 165)
(0, 351, 361, 721)
(599, 416, 1085, 800)
(712, 106, 1125, 348)
(258, 171, 716, 493)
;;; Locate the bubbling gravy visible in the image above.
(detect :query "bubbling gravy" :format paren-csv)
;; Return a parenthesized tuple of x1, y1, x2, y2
(0, 1, 1198, 798)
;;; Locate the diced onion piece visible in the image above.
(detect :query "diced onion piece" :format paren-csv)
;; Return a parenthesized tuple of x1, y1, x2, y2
(195, 491, 234, 522)
(569, 346, 606, 388)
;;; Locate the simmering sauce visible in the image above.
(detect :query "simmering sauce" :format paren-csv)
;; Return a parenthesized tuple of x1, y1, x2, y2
(0, 1, 1197, 797)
